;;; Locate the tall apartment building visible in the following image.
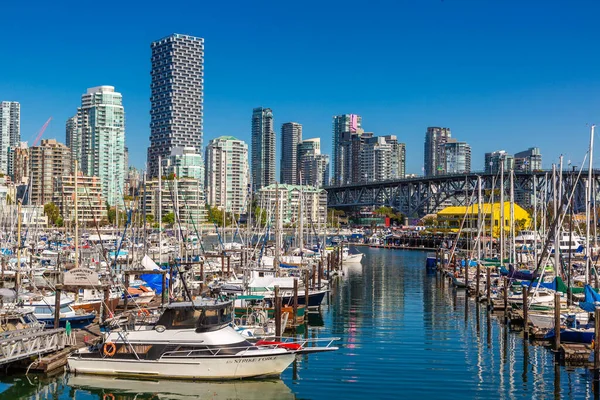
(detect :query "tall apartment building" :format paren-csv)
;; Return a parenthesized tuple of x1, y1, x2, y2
(382, 135, 406, 179)
(424, 127, 451, 176)
(298, 138, 329, 188)
(332, 114, 361, 186)
(53, 174, 106, 225)
(12, 142, 29, 185)
(485, 150, 515, 174)
(71, 86, 126, 206)
(515, 147, 542, 172)
(65, 115, 81, 173)
(0, 101, 20, 178)
(280, 122, 302, 185)
(251, 107, 275, 190)
(444, 139, 471, 174)
(257, 184, 327, 226)
(147, 34, 204, 180)
(141, 177, 206, 226)
(162, 147, 204, 181)
(30, 139, 72, 206)
(205, 136, 249, 214)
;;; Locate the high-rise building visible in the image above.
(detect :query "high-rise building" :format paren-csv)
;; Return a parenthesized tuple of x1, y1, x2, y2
(0, 101, 20, 178)
(485, 150, 515, 174)
(206, 136, 249, 214)
(147, 34, 204, 180)
(361, 136, 392, 182)
(515, 147, 542, 172)
(298, 138, 330, 188)
(30, 139, 72, 206)
(162, 147, 204, 181)
(251, 107, 275, 190)
(280, 122, 302, 185)
(65, 115, 82, 173)
(75, 86, 126, 206)
(444, 139, 471, 174)
(424, 127, 451, 176)
(332, 114, 361, 186)
(382, 135, 406, 179)
(12, 142, 29, 185)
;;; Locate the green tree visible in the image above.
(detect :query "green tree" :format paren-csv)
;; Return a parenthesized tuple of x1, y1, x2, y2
(56, 217, 64, 228)
(107, 207, 127, 225)
(162, 212, 175, 225)
(44, 202, 60, 225)
(146, 214, 155, 223)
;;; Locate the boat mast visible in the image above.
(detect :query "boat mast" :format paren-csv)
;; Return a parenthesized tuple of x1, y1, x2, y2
(552, 164, 559, 281)
(586, 125, 595, 284)
(274, 183, 280, 277)
(158, 155, 162, 264)
(533, 174, 538, 266)
(500, 157, 505, 263)
(477, 175, 482, 261)
(75, 159, 79, 269)
(510, 168, 516, 265)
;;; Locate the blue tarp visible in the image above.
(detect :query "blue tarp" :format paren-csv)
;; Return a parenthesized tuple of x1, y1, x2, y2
(521, 279, 557, 291)
(140, 274, 168, 295)
(579, 285, 600, 312)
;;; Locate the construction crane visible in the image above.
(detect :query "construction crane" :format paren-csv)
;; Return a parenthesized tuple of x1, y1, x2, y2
(32, 117, 52, 147)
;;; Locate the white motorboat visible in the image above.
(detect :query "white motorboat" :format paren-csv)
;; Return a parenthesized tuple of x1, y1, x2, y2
(528, 311, 590, 329)
(68, 298, 338, 380)
(342, 247, 363, 264)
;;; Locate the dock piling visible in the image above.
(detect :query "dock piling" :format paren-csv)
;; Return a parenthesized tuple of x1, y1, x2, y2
(554, 292, 561, 351)
(476, 263, 480, 301)
(274, 285, 281, 337)
(594, 308, 600, 379)
(53, 287, 61, 329)
(486, 268, 491, 305)
(503, 278, 508, 323)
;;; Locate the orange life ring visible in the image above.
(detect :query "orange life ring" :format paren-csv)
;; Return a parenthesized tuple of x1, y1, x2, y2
(103, 394, 115, 400)
(137, 308, 150, 317)
(103, 342, 117, 357)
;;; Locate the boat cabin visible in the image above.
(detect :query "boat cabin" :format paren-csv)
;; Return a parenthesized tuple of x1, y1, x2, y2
(156, 299, 233, 332)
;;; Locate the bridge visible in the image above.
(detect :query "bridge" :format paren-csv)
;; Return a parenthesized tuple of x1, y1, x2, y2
(325, 170, 600, 218)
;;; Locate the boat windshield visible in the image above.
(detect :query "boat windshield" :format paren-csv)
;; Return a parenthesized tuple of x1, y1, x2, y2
(156, 301, 234, 332)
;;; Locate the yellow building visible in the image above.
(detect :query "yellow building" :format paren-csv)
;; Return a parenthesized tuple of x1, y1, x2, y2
(437, 202, 530, 237)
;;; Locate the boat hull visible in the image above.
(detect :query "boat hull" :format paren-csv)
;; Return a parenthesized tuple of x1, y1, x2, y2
(282, 290, 327, 308)
(68, 351, 296, 380)
(38, 313, 96, 329)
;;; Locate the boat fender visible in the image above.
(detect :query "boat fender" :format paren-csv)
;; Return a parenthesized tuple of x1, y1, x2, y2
(103, 394, 115, 400)
(103, 342, 117, 357)
(592, 340, 595, 349)
(137, 308, 150, 317)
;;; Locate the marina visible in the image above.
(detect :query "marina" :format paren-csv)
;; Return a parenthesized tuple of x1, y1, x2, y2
(0, 247, 597, 399)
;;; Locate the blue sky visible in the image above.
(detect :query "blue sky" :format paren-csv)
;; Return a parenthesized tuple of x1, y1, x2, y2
(2, 0, 600, 175)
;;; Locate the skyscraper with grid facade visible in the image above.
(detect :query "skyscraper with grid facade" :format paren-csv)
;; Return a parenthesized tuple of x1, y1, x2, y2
(251, 107, 275, 190)
(147, 34, 204, 181)
(0, 101, 20, 178)
(280, 122, 302, 184)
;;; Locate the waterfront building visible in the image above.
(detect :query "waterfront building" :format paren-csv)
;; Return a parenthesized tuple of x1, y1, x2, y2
(332, 114, 361, 186)
(280, 122, 302, 185)
(0, 176, 15, 205)
(162, 147, 204, 181)
(437, 202, 530, 237)
(251, 107, 275, 190)
(298, 138, 329, 188)
(141, 177, 206, 226)
(424, 127, 451, 176)
(53, 174, 106, 225)
(30, 139, 72, 206)
(147, 34, 204, 180)
(361, 135, 407, 182)
(65, 115, 82, 173)
(484, 150, 515, 174)
(515, 147, 542, 172)
(257, 183, 327, 226)
(76, 86, 126, 206)
(444, 139, 471, 174)
(0, 101, 20, 178)
(12, 142, 29, 185)
(383, 135, 406, 179)
(205, 136, 249, 214)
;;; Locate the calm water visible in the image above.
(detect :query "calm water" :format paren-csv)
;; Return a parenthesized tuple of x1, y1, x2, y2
(0, 247, 597, 399)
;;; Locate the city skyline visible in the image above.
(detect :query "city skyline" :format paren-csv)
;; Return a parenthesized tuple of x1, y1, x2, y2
(3, 2, 600, 176)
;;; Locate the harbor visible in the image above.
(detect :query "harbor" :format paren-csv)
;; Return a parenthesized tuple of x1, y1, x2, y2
(0, 246, 596, 399)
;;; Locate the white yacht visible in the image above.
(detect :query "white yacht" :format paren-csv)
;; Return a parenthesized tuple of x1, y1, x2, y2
(68, 298, 337, 380)
(342, 247, 363, 263)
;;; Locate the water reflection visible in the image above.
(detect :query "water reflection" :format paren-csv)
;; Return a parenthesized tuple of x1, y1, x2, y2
(69, 375, 294, 399)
